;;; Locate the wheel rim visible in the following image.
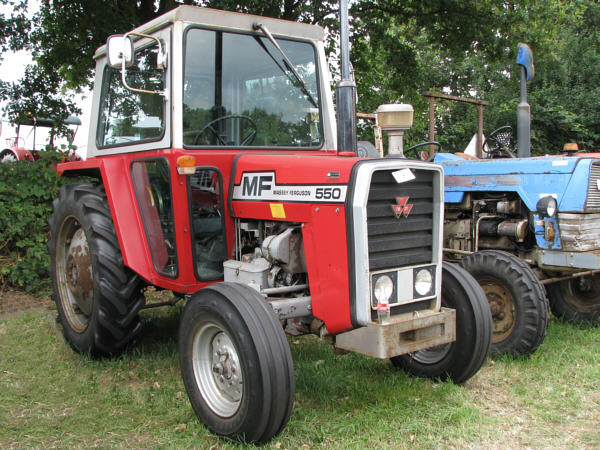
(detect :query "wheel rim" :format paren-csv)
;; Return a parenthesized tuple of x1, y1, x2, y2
(559, 276, 600, 313)
(408, 293, 453, 364)
(479, 277, 516, 343)
(409, 343, 452, 365)
(1, 152, 17, 162)
(192, 322, 243, 418)
(56, 215, 93, 333)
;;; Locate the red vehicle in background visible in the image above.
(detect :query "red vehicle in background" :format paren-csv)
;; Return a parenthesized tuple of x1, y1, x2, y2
(0, 116, 81, 162)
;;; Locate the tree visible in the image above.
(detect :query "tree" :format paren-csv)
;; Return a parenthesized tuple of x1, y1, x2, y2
(0, 0, 339, 128)
(3, 0, 600, 154)
(353, 0, 600, 154)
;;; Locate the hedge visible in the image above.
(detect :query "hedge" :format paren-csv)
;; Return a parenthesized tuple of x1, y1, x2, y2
(0, 152, 85, 292)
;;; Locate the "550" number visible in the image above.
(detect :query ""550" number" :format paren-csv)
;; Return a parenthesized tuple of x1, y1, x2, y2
(315, 187, 342, 200)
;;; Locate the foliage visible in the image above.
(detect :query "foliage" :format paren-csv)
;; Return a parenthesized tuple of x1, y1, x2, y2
(0, 152, 81, 291)
(3, 1, 600, 152)
(0, 0, 339, 128)
(353, 0, 600, 154)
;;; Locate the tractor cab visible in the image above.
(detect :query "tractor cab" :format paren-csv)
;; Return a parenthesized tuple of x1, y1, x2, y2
(88, 7, 335, 157)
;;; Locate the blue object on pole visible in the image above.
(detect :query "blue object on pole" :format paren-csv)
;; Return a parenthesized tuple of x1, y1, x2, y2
(516, 43, 535, 81)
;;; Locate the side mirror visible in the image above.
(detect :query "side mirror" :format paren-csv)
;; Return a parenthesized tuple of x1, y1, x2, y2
(107, 35, 134, 68)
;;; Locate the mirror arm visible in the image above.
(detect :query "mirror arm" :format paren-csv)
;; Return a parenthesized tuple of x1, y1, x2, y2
(120, 32, 168, 99)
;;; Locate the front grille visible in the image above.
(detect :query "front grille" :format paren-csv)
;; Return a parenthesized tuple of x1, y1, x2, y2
(585, 162, 600, 211)
(367, 169, 434, 270)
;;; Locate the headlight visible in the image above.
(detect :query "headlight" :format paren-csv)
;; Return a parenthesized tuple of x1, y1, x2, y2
(536, 196, 557, 218)
(414, 268, 433, 296)
(374, 275, 394, 304)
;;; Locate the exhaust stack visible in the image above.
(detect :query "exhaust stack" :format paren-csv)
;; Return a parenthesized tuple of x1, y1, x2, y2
(516, 43, 534, 158)
(336, 0, 357, 154)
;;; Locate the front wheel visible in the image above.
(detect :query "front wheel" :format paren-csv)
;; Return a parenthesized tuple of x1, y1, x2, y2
(391, 263, 492, 384)
(460, 250, 549, 356)
(547, 275, 600, 325)
(179, 282, 295, 443)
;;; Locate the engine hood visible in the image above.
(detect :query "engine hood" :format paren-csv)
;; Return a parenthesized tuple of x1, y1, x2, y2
(434, 153, 600, 212)
(229, 153, 358, 210)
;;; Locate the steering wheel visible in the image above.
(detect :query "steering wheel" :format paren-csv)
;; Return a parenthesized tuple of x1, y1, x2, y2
(193, 114, 257, 146)
(403, 141, 441, 161)
(483, 125, 514, 157)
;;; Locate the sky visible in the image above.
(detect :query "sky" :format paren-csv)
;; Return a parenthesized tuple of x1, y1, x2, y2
(0, 1, 91, 156)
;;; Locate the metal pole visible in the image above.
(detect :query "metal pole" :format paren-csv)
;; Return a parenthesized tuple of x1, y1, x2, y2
(476, 104, 484, 158)
(428, 96, 436, 154)
(336, 0, 357, 153)
(517, 65, 531, 157)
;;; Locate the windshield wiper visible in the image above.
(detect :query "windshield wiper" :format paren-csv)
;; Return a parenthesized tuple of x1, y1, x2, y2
(252, 22, 319, 109)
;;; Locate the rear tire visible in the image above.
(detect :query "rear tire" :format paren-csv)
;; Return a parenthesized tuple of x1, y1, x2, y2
(460, 250, 549, 356)
(1, 150, 18, 162)
(391, 263, 492, 383)
(179, 282, 295, 443)
(547, 275, 600, 325)
(48, 183, 145, 356)
(357, 141, 379, 158)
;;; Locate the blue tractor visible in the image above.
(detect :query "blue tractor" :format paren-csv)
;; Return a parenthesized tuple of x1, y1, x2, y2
(428, 44, 599, 357)
(435, 141, 600, 355)
(364, 44, 599, 357)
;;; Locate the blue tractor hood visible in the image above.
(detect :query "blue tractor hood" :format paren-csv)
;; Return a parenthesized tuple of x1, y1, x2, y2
(434, 153, 599, 212)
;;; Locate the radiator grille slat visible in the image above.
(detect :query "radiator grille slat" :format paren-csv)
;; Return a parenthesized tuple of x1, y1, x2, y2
(585, 163, 600, 211)
(367, 169, 434, 271)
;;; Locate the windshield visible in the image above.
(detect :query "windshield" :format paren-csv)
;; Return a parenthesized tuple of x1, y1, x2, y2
(183, 28, 322, 148)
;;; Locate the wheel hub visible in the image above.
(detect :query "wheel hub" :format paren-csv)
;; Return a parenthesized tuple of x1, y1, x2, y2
(480, 278, 516, 343)
(65, 228, 93, 316)
(211, 333, 242, 401)
(192, 323, 243, 418)
(560, 275, 600, 313)
(56, 216, 94, 333)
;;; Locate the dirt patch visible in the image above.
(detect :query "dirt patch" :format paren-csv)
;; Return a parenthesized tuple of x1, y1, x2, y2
(0, 289, 54, 317)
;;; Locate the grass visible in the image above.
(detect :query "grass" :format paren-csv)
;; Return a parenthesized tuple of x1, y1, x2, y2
(0, 303, 599, 449)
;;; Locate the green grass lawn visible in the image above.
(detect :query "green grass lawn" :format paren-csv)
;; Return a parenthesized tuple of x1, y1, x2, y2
(1, 304, 598, 448)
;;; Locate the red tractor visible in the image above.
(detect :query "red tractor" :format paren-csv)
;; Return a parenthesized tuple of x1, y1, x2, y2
(48, 4, 492, 443)
(1, 116, 81, 162)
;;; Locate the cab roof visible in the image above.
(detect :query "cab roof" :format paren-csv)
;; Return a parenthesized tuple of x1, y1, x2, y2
(94, 5, 325, 59)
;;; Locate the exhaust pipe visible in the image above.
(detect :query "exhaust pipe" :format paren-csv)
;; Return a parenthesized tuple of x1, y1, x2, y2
(336, 0, 357, 154)
(516, 43, 534, 158)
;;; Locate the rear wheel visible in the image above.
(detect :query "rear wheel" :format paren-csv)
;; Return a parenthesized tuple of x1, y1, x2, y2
(547, 275, 600, 325)
(48, 183, 145, 356)
(460, 250, 549, 356)
(179, 282, 294, 443)
(1, 150, 17, 162)
(391, 263, 492, 383)
(356, 141, 379, 158)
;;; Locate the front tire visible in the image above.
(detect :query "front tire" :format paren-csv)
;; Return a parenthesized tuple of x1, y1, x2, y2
(48, 183, 145, 356)
(460, 250, 549, 356)
(547, 275, 600, 325)
(391, 263, 492, 383)
(179, 282, 295, 443)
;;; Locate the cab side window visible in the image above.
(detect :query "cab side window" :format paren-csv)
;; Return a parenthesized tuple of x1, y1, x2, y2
(98, 43, 165, 147)
(131, 159, 178, 277)
(189, 168, 226, 280)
